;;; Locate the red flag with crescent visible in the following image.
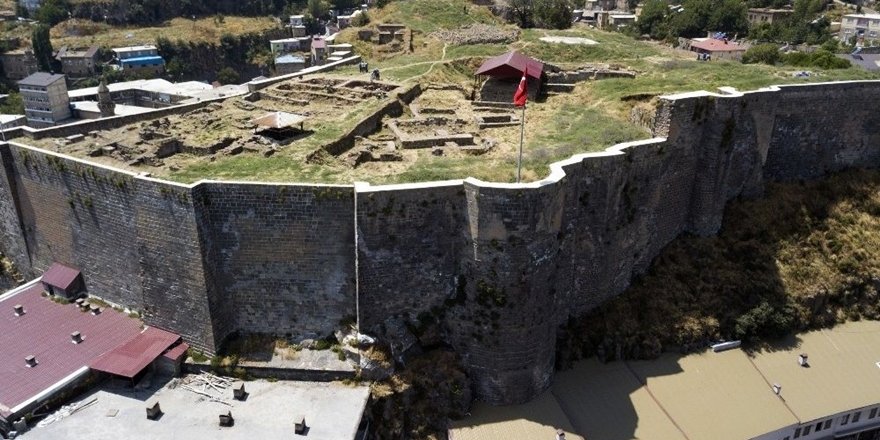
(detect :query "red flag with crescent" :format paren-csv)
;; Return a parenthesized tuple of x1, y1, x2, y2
(513, 67, 527, 107)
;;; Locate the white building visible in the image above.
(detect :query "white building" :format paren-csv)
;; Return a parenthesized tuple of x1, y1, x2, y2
(18, 72, 71, 128)
(270, 38, 303, 55)
(841, 14, 880, 44)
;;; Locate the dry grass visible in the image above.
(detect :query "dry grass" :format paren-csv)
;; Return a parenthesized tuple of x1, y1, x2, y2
(49, 16, 278, 48)
(558, 169, 880, 366)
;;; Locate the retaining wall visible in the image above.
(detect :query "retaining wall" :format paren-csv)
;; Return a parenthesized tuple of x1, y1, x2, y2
(0, 81, 878, 404)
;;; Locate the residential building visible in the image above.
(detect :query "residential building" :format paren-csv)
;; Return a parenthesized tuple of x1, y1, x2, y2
(311, 37, 327, 66)
(111, 45, 165, 75)
(270, 38, 302, 55)
(747, 8, 793, 25)
(689, 38, 748, 60)
(841, 14, 880, 44)
(0, 50, 39, 80)
(596, 11, 637, 30)
(289, 15, 307, 37)
(18, 72, 71, 128)
(275, 55, 306, 75)
(56, 46, 100, 77)
(585, 0, 628, 11)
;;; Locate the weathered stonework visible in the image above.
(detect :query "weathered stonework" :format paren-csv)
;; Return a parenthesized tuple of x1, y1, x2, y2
(0, 81, 878, 404)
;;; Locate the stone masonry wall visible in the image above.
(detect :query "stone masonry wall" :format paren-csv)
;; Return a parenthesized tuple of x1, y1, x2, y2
(0, 81, 878, 404)
(195, 182, 356, 343)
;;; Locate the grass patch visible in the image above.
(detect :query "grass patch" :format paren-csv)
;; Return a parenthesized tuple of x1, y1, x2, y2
(524, 102, 647, 171)
(374, 0, 501, 33)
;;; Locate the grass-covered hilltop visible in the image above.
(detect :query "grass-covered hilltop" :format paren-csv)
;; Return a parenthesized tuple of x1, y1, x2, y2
(7, 0, 880, 185)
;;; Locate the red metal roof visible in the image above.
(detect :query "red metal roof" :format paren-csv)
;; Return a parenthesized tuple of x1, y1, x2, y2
(475, 51, 543, 79)
(90, 327, 180, 378)
(0, 284, 143, 418)
(691, 38, 747, 53)
(163, 341, 189, 361)
(40, 263, 81, 291)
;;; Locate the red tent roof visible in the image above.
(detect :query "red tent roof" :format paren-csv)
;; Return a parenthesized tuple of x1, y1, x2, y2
(475, 51, 543, 79)
(41, 263, 81, 291)
(90, 327, 181, 378)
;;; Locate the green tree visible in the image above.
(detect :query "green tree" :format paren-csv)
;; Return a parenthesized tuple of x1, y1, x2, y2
(165, 58, 187, 80)
(34, 0, 70, 26)
(331, 0, 359, 11)
(308, 0, 329, 19)
(707, 0, 748, 37)
(741, 43, 781, 64)
(533, 0, 573, 29)
(31, 24, 57, 72)
(637, 0, 668, 39)
(508, 0, 534, 28)
(216, 67, 240, 84)
(668, 0, 712, 38)
(15, 3, 29, 18)
(0, 93, 24, 115)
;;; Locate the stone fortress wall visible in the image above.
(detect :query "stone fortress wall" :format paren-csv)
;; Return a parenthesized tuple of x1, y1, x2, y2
(0, 81, 878, 405)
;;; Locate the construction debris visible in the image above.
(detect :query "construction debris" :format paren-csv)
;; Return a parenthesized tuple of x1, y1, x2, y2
(179, 372, 235, 406)
(36, 398, 99, 427)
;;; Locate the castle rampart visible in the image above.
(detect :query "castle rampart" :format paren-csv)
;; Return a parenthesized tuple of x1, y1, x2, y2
(0, 81, 878, 404)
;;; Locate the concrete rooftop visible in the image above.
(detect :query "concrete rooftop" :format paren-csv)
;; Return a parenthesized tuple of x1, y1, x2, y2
(26, 376, 370, 440)
(450, 320, 880, 440)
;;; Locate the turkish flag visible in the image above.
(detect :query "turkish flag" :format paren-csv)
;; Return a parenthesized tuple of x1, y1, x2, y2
(513, 68, 527, 107)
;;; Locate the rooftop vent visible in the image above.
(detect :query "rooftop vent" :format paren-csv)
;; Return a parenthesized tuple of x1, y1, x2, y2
(798, 353, 809, 367)
(772, 383, 782, 395)
(71, 331, 83, 344)
(90, 305, 102, 315)
(25, 355, 37, 368)
(13, 304, 24, 316)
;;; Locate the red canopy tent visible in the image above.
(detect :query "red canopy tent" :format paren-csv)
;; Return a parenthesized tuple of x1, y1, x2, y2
(475, 51, 543, 79)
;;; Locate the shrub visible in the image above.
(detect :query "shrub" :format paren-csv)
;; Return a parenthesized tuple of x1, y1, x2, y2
(742, 44, 780, 65)
(782, 49, 850, 69)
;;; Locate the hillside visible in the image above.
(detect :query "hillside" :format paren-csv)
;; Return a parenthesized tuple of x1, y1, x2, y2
(557, 168, 880, 366)
(49, 16, 278, 48)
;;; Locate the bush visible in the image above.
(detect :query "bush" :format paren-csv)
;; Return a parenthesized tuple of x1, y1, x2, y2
(742, 43, 780, 65)
(216, 67, 240, 85)
(781, 49, 850, 69)
(352, 11, 369, 27)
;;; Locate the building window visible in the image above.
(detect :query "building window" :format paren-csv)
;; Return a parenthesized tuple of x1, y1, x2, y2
(815, 422, 822, 432)
(824, 420, 831, 430)
(842, 414, 850, 425)
(870, 408, 877, 419)
(853, 411, 861, 423)
(803, 425, 812, 435)
(794, 427, 802, 438)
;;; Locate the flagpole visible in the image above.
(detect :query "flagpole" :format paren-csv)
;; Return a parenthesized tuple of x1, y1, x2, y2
(517, 104, 525, 183)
